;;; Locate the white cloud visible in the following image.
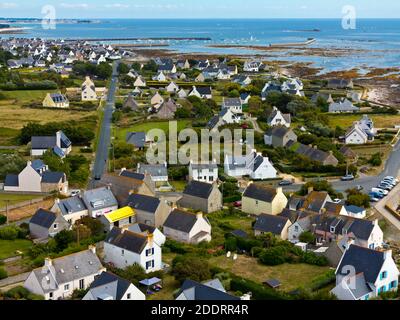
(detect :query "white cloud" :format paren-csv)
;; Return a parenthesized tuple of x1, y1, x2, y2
(59, 3, 90, 9)
(0, 2, 18, 9)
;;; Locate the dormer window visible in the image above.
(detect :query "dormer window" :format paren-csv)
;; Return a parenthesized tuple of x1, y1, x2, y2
(330, 226, 335, 233)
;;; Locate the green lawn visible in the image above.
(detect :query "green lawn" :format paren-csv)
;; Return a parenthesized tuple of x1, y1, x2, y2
(0, 239, 33, 260)
(0, 194, 42, 208)
(209, 255, 331, 292)
(115, 120, 192, 141)
(327, 114, 400, 129)
(2, 90, 56, 103)
(169, 180, 187, 192)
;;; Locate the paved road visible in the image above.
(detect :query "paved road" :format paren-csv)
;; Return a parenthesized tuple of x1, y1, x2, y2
(282, 138, 400, 194)
(0, 272, 30, 290)
(89, 61, 120, 188)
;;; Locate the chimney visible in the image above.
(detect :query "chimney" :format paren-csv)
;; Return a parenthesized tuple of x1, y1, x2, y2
(383, 249, 392, 261)
(88, 245, 96, 254)
(147, 232, 154, 246)
(276, 187, 283, 194)
(27, 160, 32, 166)
(56, 131, 61, 148)
(44, 257, 52, 267)
(313, 145, 318, 149)
(196, 212, 203, 220)
(308, 186, 314, 194)
(120, 167, 127, 175)
(373, 219, 379, 226)
(121, 225, 129, 233)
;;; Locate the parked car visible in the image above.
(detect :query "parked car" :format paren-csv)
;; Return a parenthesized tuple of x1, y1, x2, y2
(384, 176, 399, 183)
(70, 189, 81, 197)
(382, 179, 396, 186)
(371, 188, 389, 196)
(233, 201, 242, 208)
(369, 195, 380, 202)
(378, 183, 393, 191)
(341, 174, 355, 181)
(356, 185, 363, 191)
(279, 180, 293, 186)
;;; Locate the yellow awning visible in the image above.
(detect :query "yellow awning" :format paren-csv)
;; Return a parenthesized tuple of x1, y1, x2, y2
(105, 206, 135, 223)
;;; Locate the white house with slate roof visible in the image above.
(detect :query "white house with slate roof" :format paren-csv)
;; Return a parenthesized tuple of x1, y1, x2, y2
(30, 130, 72, 158)
(51, 196, 88, 225)
(134, 76, 146, 88)
(82, 187, 118, 218)
(42, 93, 69, 108)
(222, 97, 243, 114)
(329, 98, 359, 113)
(224, 149, 277, 180)
(178, 180, 222, 214)
(83, 271, 145, 300)
(29, 208, 70, 239)
(24, 246, 105, 300)
(267, 107, 291, 128)
(81, 76, 97, 101)
(189, 160, 219, 183)
(103, 227, 162, 273)
(128, 223, 166, 247)
(137, 163, 168, 183)
(163, 209, 212, 244)
(331, 245, 399, 300)
(189, 86, 212, 99)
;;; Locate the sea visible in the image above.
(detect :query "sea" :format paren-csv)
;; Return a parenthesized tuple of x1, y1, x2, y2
(4, 19, 400, 72)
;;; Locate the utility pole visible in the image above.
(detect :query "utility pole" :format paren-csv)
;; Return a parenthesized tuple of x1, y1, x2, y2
(5, 200, 10, 225)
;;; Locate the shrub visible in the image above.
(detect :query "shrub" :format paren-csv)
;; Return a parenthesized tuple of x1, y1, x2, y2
(299, 231, 316, 244)
(0, 215, 6, 225)
(0, 267, 8, 280)
(171, 255, 211, 284)
(230, 277, 289, 300)
(4, 286, 44, 300)
(258, 246, 289, 266)
(300, 252, 329, 266)
(0, 225, 19, 240)
(164, 240, 189, 254)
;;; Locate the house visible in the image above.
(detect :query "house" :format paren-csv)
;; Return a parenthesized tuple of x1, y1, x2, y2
(100, 206, 137, 232)
(51, 196, 88, 225)
(126, 132, 147, 150)
(222, 97, 242, 114)
(123, 94, 139, 111)
(82, 271, 145, 300)
(253, 213, 291, 240)
(261, 82, 282, 100)
(189, 86, 212, 99)
(339, 146, 358, 162)
(103, 227, 162, 273)
(224, 150, 277, 180)
(151, 92, 164, 105)
(344, 205, 367, 219)
(137, 163, 168, 183)
(242, 184, 288, 216)
(125, 193, 171, 228)
(29, 208, 70, 239)
(331, 245, 399, 300)
(281, 78, 304, 96)
(267, 107, 291, 128)
(81, 76, 97, 101)
(240, 92, 251, 104)
(166, 81, 179, 93)
(153, 71, 167, 82)
(158, 63, 176, 74)
(163, 209, 212, 244)
(177, 88, 188, 98)
(327, 79, 354, 89)
(178, 181, 222, 214)
(243, 60, 262, 72)
(188, 161, 219, 183)
(128, 223, 166, 247)
(195, 73, 205, 82)
(4, 160, 68, 194)
(329, 99, 359, 113)
(233, 75, 252, 86)
(24, 246, 105, 300)
(282, 209, 315, 243)
(134, 76, 146, 88)
(301, 190, 332, 214)
(155, 98, 177, 119)
(292, 143, 339, 167)
(311, 93, 334, 104)
(176, 279, 240, 300)
(42, 93, 69, 108)
(82, 187, 119, 218)
(98, 172, 155, 204)
(264, 126, 297, 148)
(219, 107, 241, 125)
(345, 123, 369, 145)
(30, 130, 72, 158)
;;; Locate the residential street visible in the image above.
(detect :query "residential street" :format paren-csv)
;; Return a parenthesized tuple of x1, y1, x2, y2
(89, 61, 120, 188)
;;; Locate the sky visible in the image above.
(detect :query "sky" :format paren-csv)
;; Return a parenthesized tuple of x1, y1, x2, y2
(1, 0, 400, 19)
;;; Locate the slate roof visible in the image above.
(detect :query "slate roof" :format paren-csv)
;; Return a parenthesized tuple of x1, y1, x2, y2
(223, 98, 242, 107)
(138, 164, 168, 178)
(265, 126, 292, 138)
(105, 227, 148, 254)
(88, 271, 132, 300)
(120, 170, 145, 181)
(294, 144, 336, 164)
(207, 115, 222, 130)
(163, 209, 198, 233)
(337, 245, 385, 284)
(30, 208, 57, 228)
(346, 219, 375, 241)
(58, 196, 87, 216)
(41, 171, 65, 183)
(182, 180, 214, 199)
(4, 174, 19, 187)
(126, 132, 146, 148)
(177, 279, 239, 300)
(31, 136, 57, 149)
(253, 214, 290, 235)
(243, 183, 277, 202)
(125, 193, 160, 213)
(32, 249, 103, 293)
(83, 187, 118, 210)
(196, 86, 212, 95)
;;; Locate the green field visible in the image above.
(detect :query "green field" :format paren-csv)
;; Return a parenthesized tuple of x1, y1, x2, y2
(327, 114, 400, 129)
(0, 239, 33, 260)
(0, 194, 42, 208)
(115, 120, 192, 141)
(2, 90, 56, 103)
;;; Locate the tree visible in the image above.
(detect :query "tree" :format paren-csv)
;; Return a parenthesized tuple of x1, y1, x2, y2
(171, 256, 211, 284)
(299, 231, 316, 244)
(54, 230, 75, 252)
(114, 141, 134, 159)
(346, 189, 370, 208)
(117, 62, 130, 74)
(95, 62, 113, 79)
(368, 153, 382, 167)
(259, 246, 288, 266)
(76, 216, 104, 237)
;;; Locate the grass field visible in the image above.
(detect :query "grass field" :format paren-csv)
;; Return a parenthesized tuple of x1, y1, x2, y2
(327, 114, 400, 129)
(115, 120, 192, 141)
(0, 239, 33, 260)
(0, 194, 42, 208)
(209, 255, 331, 292)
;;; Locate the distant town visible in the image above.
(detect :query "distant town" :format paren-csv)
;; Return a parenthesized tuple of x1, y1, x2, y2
(0, 34, 399, 302)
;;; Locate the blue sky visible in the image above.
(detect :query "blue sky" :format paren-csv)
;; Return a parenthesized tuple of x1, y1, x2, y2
(1, 0, 400, 19)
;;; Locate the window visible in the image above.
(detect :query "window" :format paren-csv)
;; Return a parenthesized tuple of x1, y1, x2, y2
(146, 260, 154, 270)
(381, 271, 388, 280)
(53, 223, 58, 229)
(364, 295, 369, 300)
(79, 279, 85, 290)
(64, 284, 69, 291)
(121, 249, 125, 256)
(49, 292, 53, 299)
(146, 248, 154, 257)
(294, 226, 299, 232)
(390, 281, 397, 289)
(330, 226, 335, 233)
(127, 293, 131, 300)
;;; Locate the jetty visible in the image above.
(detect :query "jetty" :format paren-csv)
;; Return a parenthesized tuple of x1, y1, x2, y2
(64, 37, 211, 42)
(269, 38, 316, 48)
